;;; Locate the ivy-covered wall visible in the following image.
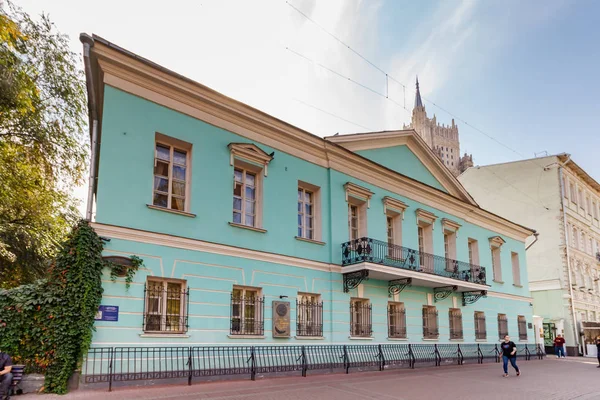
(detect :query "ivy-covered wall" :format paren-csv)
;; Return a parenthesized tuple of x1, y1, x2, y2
(0, 221, 105, 394)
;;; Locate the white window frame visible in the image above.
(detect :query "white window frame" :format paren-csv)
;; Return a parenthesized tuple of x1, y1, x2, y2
(388, 301, 407, 339)
(231, 285, 263, 335)
(144, 278, 187, 333)
(297, 292, 323, 337)
(297, 181, 322, 242)
(511, 252, 521, 286)
(233, 166, 259, 228)
(489, 236, 505, 283)
(345, 183, 372, 241)
(350, 298, 372, 337)
(152, 134, 192, 213)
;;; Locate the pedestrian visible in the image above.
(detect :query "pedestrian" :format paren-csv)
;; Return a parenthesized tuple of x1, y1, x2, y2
(554, 334, 566, 358)
(596, 335, 600, 368)
(500, 335, 520, 377)
(0, 349, 12, 400)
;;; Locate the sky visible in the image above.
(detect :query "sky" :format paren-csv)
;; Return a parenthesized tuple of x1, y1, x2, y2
(14, 0, 600, 216)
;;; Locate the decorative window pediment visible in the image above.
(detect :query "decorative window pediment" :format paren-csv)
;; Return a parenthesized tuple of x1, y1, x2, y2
(442, 218, 462, 233)
(489, 236, 506, 248)
(228, 143, 273, 176)
(416, 208, 438, 226)
(383, 196, 408, 217)
(344, 182, 374, 208)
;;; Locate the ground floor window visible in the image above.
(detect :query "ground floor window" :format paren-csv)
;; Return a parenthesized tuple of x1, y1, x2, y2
(231, 286, 264, 335)
(423, 306, 439, 339)
(518, 315, 527, 340)
(474, 311, 486, 340)
(498, 313, 508, 339)
(388, 302, 407, 338)
(350, 298, 372, 337)
(144, 278, 189, 333)
(297, 293, 323, 337)
(449, 308, 463, 340)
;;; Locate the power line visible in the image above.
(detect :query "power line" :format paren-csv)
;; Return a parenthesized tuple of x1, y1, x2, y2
(293, 98, 375, 131)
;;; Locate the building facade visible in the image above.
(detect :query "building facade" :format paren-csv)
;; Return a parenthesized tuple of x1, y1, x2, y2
(459, 155, 600, 356)
(81, 34, 535, 352)
(403, 78, 474, 176)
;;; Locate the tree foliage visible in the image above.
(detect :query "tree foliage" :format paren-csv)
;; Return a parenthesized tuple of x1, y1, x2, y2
(0, 1, 87, 287)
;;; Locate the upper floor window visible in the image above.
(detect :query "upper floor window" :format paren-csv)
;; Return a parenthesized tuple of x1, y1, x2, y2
(297, 293, 323, 337)
(350, 298, 372, 337)
(153, 136, 191, 212)
(416, 209, 437, 272)
(442, 219, 460, 271)
(383, 197, 407, 257)
(570, 183, 576, 203)
(449, 308, 463, 340)
(228, 143, 273, 230)
(572, 226, 578, 249)
(562, 175, 568, 198)
(144, 278, 189, 333)
(474, 311, 486, 340)
(468, 239, 480, 267)
(297, 186, 314, 240)
(388, 302, 407, 339)
(231, 286, 264, 336)
(578, 189, 584, 208)
(345, 183, 373, 241)
(587, 196, 592, 216)
(593, 202, 598, 220)
(511, 252, 521, 286)
(489, 236, 505, 282)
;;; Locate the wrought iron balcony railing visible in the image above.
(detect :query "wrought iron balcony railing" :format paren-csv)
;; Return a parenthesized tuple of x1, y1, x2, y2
(341, 238, 487, 285)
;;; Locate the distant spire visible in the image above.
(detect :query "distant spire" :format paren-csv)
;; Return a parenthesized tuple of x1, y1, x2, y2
(415, 76, 424, 109)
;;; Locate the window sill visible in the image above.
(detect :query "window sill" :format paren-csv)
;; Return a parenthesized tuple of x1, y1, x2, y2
(450, 339, 464, 342)
(513, 284, 523, 288)
(422, 338, 439, 341)
(228, 222, 267, 233)
(387, 337, 408, 341)
(140, 333, 190, 338)
(147, 204, 196, 218)
(295, 336, 325, 340)
(295, 237, 326, 246)
(349, 336, 373, 340)
(475, 339, 488, 342)
(492, 280, 504, 284)
(227, 335, 266, 339)
(519, 339, 529, 342)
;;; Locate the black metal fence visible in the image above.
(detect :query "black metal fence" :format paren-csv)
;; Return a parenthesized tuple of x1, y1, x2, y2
(341, 238, 487, 285)
(84, 343, 545, 391)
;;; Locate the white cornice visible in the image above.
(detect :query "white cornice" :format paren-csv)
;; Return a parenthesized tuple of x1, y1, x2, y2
(87, 39, 535, 242)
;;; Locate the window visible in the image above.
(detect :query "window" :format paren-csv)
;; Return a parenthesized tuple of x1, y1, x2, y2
(570, 183, 576, 203)
(587, 196, 592, 216)
(449, 309, 463, 340)
(350, 298, 372, 337)
(579, 189, 584, 208)
(474, 312, 486, 340)
(345, 183, 372, 242)
(383, 197, 406, 257)
(144, 279, 188, 333)
(489, 236, 504, 282)
(153, 138, 190, 212)
(416, 209, 437, 272)
(298, 187, 314, 240)
(498, 314, 508, 339)
(589, 238, 594, 256)
(518, 316, 527, 340)
(422, 306, 439, 339)
(296, 293, 323, 337)
(468, 239, 480, 277)
(229, 143, 272, 230)
(572, 227, 578, 249)
(442, 219, 459, 271)
(388, 302, 407, 338)
(562, 175, 568, 198)
(511, 252, 521, 286)
(593, 202, 598, 220)
(231, 286, 264, 336)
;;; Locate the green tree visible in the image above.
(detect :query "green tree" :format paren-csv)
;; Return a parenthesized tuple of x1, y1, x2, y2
(0, 1, 87, 287)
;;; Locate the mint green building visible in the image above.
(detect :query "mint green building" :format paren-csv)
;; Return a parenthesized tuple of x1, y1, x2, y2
(81, 34, 536, 355)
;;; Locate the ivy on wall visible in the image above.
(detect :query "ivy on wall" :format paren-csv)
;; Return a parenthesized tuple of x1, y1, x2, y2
(0, 220, 142, 394)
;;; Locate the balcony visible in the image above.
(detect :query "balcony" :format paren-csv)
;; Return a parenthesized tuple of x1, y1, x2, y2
(341, 238, 488, 292)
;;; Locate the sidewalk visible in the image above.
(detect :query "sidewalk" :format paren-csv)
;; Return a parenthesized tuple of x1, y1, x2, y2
(20, 358, 600, 400)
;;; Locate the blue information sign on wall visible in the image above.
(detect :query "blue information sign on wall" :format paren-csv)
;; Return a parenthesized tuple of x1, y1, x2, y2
(95, 305, 119, 321)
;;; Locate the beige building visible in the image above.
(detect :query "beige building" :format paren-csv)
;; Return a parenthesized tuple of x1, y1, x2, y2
(403, 78, 473, 176)
(459, 154, 600, 356)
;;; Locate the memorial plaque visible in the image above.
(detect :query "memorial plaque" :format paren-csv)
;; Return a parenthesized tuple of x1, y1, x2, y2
(272, 301, 291, 338)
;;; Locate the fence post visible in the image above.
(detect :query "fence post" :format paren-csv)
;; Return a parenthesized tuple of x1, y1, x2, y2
(250, 346, 256, 381)
(108, 348, 114, 392)
(378, 344, 385, 371)
(477, 344, 483, 364)
(187, 347, 193, 386)
(525, 345, 531, 361)
(434, 344, 441, 367)
(494, 344, 500, 363)
(408, 344, 415, 369)
(457, 344, 463, 365)
(343, 345, 349, 374)
(301, 346, 307, 378)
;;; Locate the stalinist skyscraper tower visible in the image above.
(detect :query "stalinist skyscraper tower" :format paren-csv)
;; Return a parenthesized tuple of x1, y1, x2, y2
(403, 77, 473, 176)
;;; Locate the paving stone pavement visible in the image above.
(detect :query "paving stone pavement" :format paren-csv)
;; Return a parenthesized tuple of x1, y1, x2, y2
(19, 357, 600, 400)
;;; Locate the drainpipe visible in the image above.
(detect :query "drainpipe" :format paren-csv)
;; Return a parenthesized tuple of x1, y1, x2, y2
(525, 233, 539, 251)
(81, 34, 98, 221)
(558, 155, 580, 355)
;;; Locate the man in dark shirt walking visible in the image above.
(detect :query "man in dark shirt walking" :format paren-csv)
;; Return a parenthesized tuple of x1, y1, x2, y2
(0, 350, 13, 400)
(500, 335, 520, 377)
(554, 334, 566, 358)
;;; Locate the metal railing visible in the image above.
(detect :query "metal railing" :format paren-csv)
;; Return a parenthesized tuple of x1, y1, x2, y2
(143, 285, 189, 333)
(388, 305, 407, 339)
(475, 314, 487, 340)
(296, 301, 323, 337)
(422, 307, 439, 339)
(230, 295, 265, 336)
(449, 310, 463, 340)
(83, 343, 545, 391)
(341, 238, 487, 285)
(350, 301, 372, 337)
